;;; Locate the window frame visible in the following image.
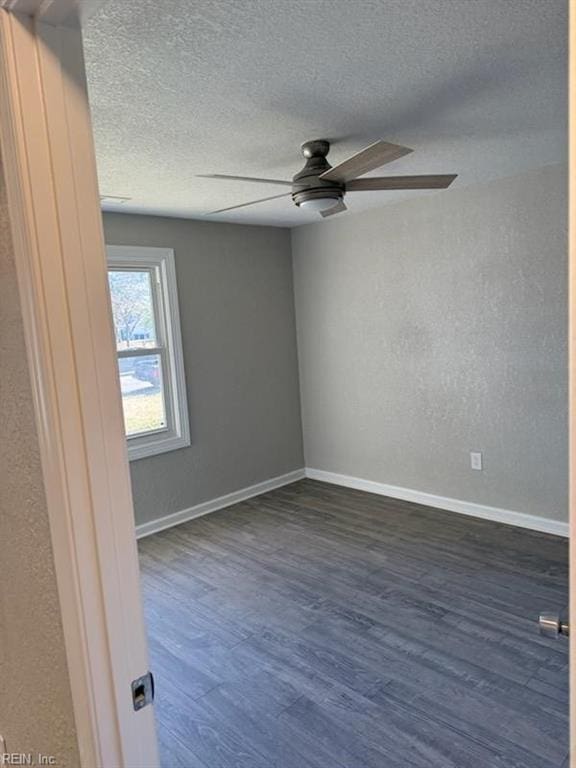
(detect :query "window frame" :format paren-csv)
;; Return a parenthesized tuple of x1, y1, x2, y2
(107, 245, 190, 460)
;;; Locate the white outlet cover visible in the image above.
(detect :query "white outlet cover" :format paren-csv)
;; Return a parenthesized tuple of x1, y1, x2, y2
(470, 451, 483, 471)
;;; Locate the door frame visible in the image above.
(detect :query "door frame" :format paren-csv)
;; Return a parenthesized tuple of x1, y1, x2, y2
(0, 2, 159, 766)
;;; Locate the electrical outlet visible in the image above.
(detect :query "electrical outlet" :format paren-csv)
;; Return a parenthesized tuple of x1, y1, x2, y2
(470, 451, 483, 471)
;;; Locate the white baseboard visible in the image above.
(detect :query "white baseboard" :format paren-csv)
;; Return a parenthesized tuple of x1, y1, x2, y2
(305, 468, 569, 538)
(135, 465, 568, 540)
(135, 469, 305, 539)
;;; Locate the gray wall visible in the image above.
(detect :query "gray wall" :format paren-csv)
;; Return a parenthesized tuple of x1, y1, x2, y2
(292, 164, 567, 521)
(0, 163, 79, 764)
(103, 213, 304, 526)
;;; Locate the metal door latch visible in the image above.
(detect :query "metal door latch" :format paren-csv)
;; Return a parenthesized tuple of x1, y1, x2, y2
(538, 612, 569, 638)
(131, 671, 155, 711)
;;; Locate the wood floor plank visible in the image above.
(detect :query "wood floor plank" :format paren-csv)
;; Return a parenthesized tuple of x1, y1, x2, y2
(139, 479, 568, 768)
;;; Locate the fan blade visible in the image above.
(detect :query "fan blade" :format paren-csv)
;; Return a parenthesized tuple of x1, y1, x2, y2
(320, 199, 347, 218)
(320, 141, 413, 183)
(198, 174, 292, 187)
(347, 174, 457, 191)
(206, 192, 291, 215)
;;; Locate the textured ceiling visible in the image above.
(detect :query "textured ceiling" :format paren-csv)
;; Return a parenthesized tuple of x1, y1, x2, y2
(82, 0, 567, 227)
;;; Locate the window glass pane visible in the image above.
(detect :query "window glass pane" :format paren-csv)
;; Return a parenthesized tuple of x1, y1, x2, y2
(118, 354, 167, 436)
(108, 269, 158, 350)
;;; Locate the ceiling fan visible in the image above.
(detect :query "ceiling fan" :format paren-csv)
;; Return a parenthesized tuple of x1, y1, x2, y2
(198, 139, 457, 218)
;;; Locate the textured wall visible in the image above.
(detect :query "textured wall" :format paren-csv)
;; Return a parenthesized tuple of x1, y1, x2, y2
(103, 213, 304, 526)
(0, 166, 79, 762)
(292, 164, 567, 521)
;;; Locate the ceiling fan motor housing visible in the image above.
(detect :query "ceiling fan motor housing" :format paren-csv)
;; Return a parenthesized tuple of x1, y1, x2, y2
(291, 140, 343, 208)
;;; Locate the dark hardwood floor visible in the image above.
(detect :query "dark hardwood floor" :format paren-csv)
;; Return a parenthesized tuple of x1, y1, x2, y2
(138, 479, 569, 768)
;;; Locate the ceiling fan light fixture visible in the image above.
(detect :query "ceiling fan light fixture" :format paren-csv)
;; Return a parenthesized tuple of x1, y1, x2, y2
(298, 197, 339, 212)
(202, 138, 457, 218)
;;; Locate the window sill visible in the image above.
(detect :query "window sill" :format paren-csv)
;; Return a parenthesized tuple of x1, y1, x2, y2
(127, 433, 190, 461)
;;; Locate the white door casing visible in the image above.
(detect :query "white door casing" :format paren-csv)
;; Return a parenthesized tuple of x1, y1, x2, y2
(0, 3, 159, 766)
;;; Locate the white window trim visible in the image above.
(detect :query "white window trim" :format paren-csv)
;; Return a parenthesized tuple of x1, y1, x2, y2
(107, 245, 190, 460)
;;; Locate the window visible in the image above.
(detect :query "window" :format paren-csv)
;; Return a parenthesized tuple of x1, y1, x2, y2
(107, 246, 190, 460)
